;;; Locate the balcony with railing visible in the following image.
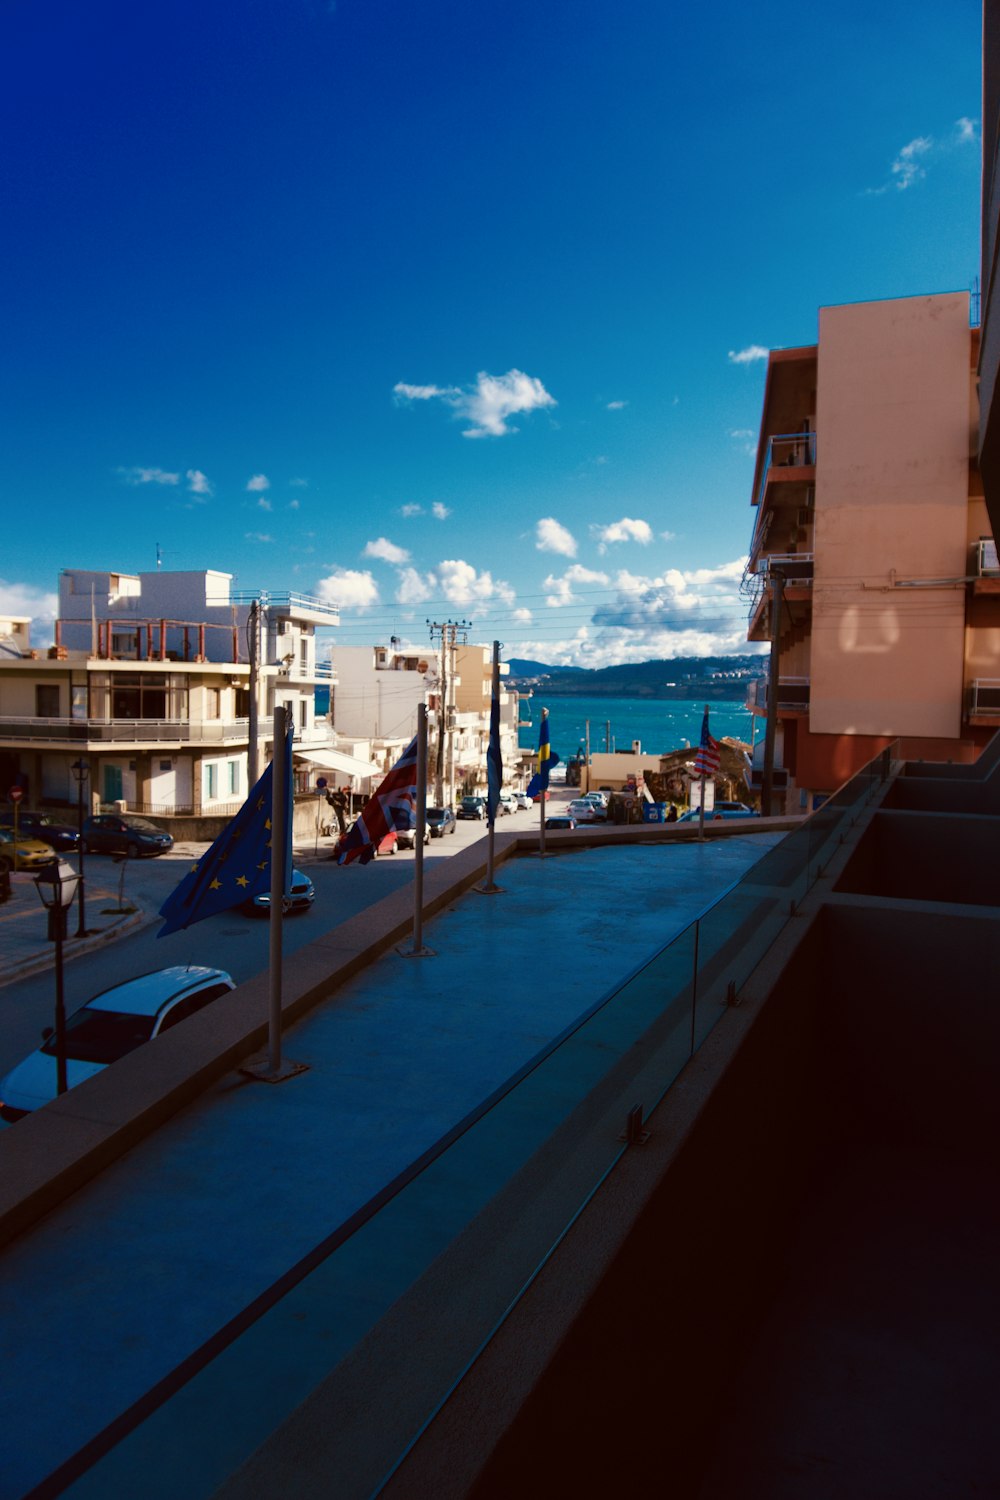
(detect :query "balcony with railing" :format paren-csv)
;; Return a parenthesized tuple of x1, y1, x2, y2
(0, 717, 251, 747)
(230, 590, 340, 626)
(744, 554, 815, 641)
(971, 538, 1000, 594)
(747, 676, 811, 715)
(967, 680, 1000, 722)
(754, 431, 816, 511)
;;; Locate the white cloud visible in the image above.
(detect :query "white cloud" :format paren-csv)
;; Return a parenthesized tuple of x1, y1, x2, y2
(118, 466, 180, 486)
(0, 579, 59, 647)
(891, 135, 932, 190)
(289, 477, 309, 488)
(512, 557, 758, 669)
(394, 368, 556, 438)
(432, 501, 451, 520)
(185, 469, 213, 497)
(544, 575, 576, 608)
(543, 564, 609, 608)
(535, 517, 577, 557)
(315, 568, 380, 610)
(289, 498, 300, 510)
(660, 529, 677, 542)
(393, 382, 458, 402)
(955, 116, 978, 144)
(246, 474, 270, 492)
(436, 558, 514, 607)
(592, 517, 653, 554)
(513, 607, 533, 623)
(606, 400, 628, 410)
(728, 345, 769, 366)
(729, 429, 754, 440)
(257, 497, 272, 512)
(395, 567, 436, 605)
(399, 503, 424, 517)
(244, 532, 274, 543)
(364, 536, 411, 565)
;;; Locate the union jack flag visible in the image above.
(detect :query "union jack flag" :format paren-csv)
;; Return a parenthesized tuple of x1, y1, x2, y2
(692, 708, 720, 778)
(333, 736, 419, 866)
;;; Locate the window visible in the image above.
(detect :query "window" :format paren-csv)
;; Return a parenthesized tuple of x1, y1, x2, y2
(227, 760, 239, 795)
(159, 760, 172, 773)
(300, 699, 308, 730)
(205, 763, 218, 800)
(205, 686, 221, 720)
(35, 685, 59, 717)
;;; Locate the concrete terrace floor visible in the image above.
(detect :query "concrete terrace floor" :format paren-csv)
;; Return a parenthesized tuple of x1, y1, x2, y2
(0, 832, 781, 1500)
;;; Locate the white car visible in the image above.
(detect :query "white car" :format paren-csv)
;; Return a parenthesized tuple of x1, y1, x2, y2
(567, 799, 599, 822)
(581, 792, 609, 818)
(0, 966, 236, 1122)
(514, 791, 532, 810)
(499, 792, 516, 815)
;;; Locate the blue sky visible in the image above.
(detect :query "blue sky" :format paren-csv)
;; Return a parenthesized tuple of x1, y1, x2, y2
(2, 0, 983, 667)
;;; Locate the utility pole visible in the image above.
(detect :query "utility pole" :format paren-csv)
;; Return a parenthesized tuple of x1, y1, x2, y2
(427, 618, 471, 806)
(761, 568, 785, 817)
(248, 598, 261, 786)
(585, 719, 591, 793)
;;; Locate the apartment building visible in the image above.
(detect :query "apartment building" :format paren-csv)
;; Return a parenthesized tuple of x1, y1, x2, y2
(746, 291, 1000, 810)
(0, 569, 339, 822)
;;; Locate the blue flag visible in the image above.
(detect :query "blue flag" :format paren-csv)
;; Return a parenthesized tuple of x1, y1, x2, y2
(158, 726, 293, 936)
(486, 671, 502, 826)
(526, 709, 560, 799)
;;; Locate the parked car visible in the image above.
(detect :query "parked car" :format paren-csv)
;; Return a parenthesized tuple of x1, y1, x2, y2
(567, 799, 599, 822)
(544, 815, 577, 830)
(458, 796, 486, 820)
(498, 792, 516, 816)
(426, 806, 457, 837)
(677, 804, 759, 824)
(244, 868, 315, 915)
(0, 827, 56, 873)
(580, 792, 609, 819)
(82, 815, 174, 857)
(395, 822, 431, 849)
(0, 966, 236, 1121)
(0, 812, 80, 852)
(514, 791, 532, 810)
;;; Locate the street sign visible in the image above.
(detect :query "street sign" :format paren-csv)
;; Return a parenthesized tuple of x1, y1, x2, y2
(8, 786, 24, 804)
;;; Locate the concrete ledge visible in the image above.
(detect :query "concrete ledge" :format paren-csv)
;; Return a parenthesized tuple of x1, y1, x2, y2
(0, 818, 799, 1253)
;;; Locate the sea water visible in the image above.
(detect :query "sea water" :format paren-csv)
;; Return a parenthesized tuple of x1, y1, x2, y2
(517, 696, 757, 756)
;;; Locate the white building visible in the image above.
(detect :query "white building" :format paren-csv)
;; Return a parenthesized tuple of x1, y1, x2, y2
(0, 570, 340, 826)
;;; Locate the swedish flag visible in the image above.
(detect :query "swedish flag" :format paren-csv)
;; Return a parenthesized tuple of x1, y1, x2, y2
(158, 757, 284, 936)
(526, 708, 560, 799)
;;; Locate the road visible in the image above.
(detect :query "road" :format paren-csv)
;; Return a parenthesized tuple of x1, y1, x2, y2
(0, 801, 555, 1080)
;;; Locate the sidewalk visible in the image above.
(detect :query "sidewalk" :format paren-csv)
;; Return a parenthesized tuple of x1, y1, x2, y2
(0, 829, 345, 987)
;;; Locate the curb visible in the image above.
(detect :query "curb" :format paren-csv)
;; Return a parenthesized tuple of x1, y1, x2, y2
(0, 907, 148, 990)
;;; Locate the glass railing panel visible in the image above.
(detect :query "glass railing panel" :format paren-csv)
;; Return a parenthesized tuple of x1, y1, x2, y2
(691, 887, 782, 1047)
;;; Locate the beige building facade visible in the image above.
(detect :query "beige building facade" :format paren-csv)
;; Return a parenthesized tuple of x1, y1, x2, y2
(746, 292, 1000, 808)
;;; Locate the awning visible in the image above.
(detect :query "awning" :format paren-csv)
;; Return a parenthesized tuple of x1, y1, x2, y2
(294, 748, 381, 778)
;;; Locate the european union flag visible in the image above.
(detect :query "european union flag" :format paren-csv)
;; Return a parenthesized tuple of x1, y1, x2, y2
(526, 708, 560, 799)
(158, 756, 283, 937)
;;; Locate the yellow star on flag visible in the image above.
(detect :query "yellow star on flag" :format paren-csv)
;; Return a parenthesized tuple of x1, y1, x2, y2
(209, 878, 222, 891)
(236, 875, 249, 888)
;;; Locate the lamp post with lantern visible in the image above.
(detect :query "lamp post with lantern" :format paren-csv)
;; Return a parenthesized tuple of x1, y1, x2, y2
(34, 859, 80, 1096)
(71, 758, 90, 937)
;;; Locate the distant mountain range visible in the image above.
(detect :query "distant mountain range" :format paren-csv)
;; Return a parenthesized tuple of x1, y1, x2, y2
(506, 655, 765, 700)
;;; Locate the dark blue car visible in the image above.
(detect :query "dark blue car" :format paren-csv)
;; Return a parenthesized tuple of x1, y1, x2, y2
(82, 815, 174, 857)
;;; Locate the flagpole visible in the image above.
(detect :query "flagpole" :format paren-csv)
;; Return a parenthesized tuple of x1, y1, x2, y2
(698, 702, 707, 841)
(538, 706, 547, 858)
(267, 705, 289, 1071)
(411, 703, 430, 953)
(481, 640, 502, 894)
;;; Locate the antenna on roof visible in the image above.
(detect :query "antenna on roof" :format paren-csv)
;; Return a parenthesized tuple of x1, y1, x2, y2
(156, 543, 162, 570)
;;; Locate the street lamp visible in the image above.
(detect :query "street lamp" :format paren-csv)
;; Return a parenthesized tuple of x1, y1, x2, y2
(34, 859, 80, 1096)
(71, 758, 90, 937)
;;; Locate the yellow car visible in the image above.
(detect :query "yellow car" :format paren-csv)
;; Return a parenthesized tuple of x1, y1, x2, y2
(0, 827, 56, 872)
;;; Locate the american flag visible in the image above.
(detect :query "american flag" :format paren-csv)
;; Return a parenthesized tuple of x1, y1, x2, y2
(692, 707, 720, 778)
(333, 736, 419, 865)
